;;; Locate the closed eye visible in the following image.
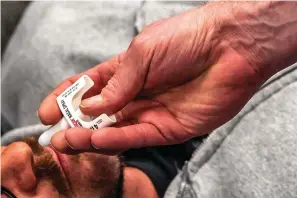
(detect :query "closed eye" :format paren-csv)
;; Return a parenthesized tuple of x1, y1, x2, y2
(1, 186, 17, 198)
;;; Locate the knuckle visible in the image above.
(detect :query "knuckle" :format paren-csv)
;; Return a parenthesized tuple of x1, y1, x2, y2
(130, 34, 151, 52)
(101, 76, 127, 110)
(103, 76, 121, 97)
(129, 35, 156, 69)
(134, 124, 148, 146)
(141, 23, 154, 33)
(142, 19, 164, 33)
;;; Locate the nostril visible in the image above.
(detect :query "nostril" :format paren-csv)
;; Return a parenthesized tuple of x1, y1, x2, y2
(2, 142, 38, 191)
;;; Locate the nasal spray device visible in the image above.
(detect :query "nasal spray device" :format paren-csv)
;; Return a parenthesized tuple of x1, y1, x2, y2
(38, 75, 117, 146)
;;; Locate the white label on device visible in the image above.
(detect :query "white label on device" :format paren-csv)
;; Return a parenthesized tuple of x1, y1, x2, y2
(56, 75, 116, 130)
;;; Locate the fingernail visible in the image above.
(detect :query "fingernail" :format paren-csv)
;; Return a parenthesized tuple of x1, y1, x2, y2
(66, 140, 77, 150)
(50, 142, 78, 155)
(80, 94, 103, 108)
(36, 110, 39, 117)
(91, 143, 100, 150)
(49, 142, 60, 152)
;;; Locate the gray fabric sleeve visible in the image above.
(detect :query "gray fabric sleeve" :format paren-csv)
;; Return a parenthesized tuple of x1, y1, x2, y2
(165, 63, 297, 198)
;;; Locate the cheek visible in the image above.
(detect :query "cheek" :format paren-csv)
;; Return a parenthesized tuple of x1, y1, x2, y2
(66, 155, 120, 195)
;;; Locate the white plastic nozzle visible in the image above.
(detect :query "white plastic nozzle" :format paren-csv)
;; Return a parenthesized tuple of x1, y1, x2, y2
(38, 117, 69, 146)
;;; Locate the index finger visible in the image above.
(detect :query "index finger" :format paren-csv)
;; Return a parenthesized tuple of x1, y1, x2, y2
(38, 54, 123, 125)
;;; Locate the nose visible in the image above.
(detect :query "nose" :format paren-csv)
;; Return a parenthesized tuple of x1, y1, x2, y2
(1, 142, 37, 191)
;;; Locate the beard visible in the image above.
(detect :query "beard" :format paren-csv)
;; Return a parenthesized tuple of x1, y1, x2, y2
(23, 136, 71, 196)
(22, 136, 123, 198)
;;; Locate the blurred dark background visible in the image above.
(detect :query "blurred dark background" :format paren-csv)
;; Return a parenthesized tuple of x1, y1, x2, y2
(1, 1, 30, 54)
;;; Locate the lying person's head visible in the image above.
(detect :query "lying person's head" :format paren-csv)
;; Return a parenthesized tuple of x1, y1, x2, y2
(1, 137, 157, 198)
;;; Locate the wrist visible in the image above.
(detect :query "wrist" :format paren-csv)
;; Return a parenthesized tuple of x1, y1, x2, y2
(213, 1, 297, 79)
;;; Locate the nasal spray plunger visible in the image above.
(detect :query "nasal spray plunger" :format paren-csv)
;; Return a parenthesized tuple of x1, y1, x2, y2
(38, 75, 116, 146)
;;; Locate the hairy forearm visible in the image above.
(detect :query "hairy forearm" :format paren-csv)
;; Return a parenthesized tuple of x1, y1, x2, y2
(210, 1, 297, 78)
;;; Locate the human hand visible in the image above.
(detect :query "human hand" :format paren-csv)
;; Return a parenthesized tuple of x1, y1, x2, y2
(38, 1, 297, 155)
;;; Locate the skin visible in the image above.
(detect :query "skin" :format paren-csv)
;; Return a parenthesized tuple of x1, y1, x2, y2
(1, 141, 158, 198)
(37, 1, 297, 155)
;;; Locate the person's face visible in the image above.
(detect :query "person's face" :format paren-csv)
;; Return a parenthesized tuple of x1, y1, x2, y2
(1, 137, 121, 198)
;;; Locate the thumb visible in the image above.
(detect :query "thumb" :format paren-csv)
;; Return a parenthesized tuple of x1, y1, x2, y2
(80, 40, 152, 116)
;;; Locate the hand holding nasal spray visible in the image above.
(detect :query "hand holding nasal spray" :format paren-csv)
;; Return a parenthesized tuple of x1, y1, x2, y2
(38, 75, 116, 146)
